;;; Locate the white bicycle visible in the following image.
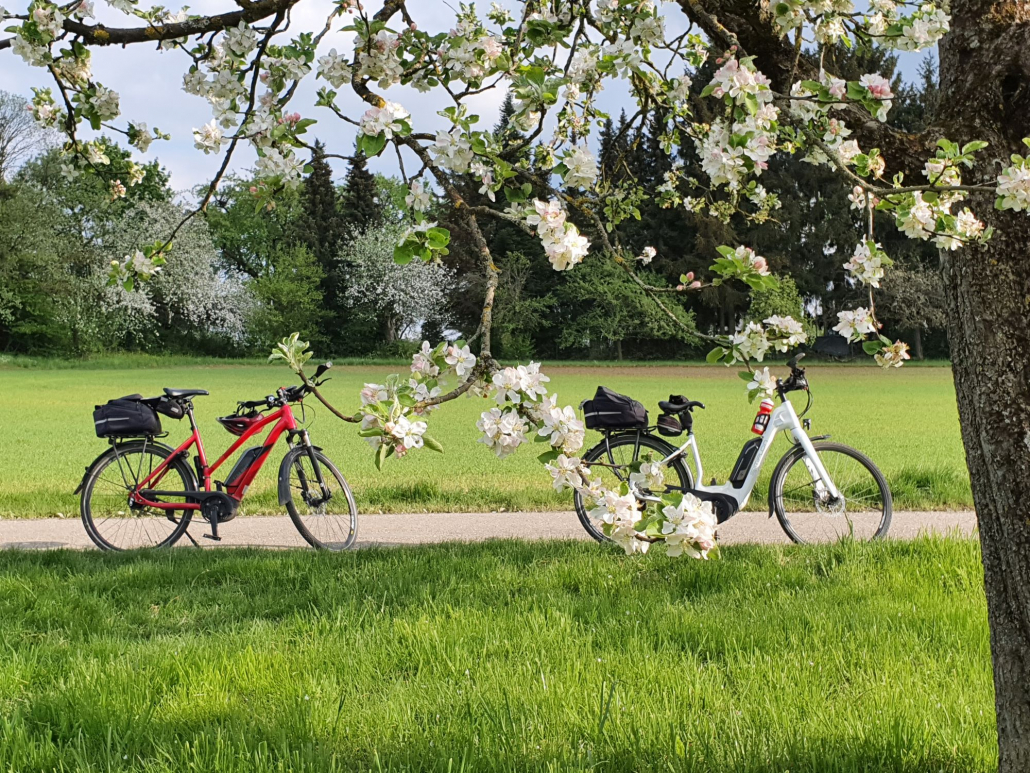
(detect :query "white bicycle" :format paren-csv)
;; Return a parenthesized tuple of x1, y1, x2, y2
(574, 355, 892, 544)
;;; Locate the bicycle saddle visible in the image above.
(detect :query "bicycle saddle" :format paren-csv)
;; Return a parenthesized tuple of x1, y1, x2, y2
(659, 395, 705, 414)
(163, 387, 210, 398)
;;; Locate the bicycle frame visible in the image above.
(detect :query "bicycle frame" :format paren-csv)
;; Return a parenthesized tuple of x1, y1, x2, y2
(643, 398, 841, 510)
(127, 403, 300, 510)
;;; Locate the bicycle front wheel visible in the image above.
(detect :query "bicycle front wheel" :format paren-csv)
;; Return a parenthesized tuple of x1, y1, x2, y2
(80, 441, 196, 551)
(770, 441, 892, 544)
(282, 448, 358, 551)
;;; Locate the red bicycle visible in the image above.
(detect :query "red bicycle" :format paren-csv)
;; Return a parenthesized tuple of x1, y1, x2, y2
(77, 363, 357, 551)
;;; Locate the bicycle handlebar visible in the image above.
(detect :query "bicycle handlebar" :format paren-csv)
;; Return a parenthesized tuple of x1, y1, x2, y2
(236, 362, 333, 412)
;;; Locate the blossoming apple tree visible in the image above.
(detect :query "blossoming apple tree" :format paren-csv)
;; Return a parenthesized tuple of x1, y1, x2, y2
(5, 0, 1030, 762)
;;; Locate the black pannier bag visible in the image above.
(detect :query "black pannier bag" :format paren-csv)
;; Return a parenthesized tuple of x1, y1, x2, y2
(93, 395, 162, 438)
(582, 386, 648, 430)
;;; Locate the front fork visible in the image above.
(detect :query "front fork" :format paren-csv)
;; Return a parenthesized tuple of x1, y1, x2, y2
(791, 428, 841, 502)
(293, 430, 331, 504)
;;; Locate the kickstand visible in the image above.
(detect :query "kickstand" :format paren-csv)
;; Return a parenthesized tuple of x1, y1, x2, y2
(167, 513, 201, 547)
(203, 517, 221, 542)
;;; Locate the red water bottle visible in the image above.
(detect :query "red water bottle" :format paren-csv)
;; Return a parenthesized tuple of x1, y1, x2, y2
(751, 398, 774, 435)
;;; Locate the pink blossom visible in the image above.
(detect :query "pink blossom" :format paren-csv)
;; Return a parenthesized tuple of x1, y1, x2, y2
(860, 73, 893, 100)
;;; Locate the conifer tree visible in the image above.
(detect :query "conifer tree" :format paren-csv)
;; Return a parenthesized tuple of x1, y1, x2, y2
(299, 139, 346, 270)
(339, 143, 382, 234)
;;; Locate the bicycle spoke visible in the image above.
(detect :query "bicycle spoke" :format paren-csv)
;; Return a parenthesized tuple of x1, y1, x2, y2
(777, 446, 887, 543)
(85, 448, 192, 551)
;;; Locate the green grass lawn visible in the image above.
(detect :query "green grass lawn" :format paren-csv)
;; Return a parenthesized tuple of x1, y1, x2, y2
(0, 359, 971, 518)
(0, 538, 993, 772)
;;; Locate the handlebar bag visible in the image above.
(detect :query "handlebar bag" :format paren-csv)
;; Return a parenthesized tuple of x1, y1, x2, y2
(582, 386, 648, 430)
(93, 395, 162, 438)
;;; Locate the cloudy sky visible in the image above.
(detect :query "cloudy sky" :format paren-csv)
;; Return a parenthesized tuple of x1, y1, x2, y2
(2, 0, 929, 194)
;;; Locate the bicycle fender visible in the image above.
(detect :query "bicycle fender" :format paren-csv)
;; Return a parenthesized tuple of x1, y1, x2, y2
(73, 440, 181, 495)
(277, 445, 324, 506)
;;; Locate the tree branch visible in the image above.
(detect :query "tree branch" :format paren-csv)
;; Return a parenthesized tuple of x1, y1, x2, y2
(0, 0, 298, 50)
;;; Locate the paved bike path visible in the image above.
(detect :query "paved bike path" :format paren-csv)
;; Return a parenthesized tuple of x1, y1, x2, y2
(0, 510, 977, 550)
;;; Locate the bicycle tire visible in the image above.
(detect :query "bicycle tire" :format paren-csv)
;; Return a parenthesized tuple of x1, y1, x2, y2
(281, 448, 358, 551)
(80, 441, 197, 551)
(573, 432, 693, 543)
(769, 441, 892, 544)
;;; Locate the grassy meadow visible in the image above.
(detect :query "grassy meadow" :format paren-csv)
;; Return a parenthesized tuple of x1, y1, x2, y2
(0, 358, 971, 518)
(0, 537, 994, 772)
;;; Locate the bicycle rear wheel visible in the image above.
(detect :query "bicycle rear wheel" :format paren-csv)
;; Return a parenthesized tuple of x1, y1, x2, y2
(770, 441, 892, 544)
(282, 448, 358, 551)
(573, 432, 692, 543)
(80, 441, 196, 551)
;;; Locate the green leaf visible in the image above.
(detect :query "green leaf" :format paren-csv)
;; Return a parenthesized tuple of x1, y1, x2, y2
(393, 244, 414, 265)
(706, 347, 725, 364)
(374, 443, 387, 471)
(358, 132, 387, 158)
(862, 340, 881, 356)
(538, 449, 560, 465)
(961, 141, 989, 154)
(738, 371, 753, 382)
(426, 226, 451, 247)
(422, 434, 444, 453)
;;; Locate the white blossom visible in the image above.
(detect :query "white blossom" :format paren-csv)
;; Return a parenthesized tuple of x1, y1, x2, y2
(843, 241, 887, 287)
(660, 494, 717, 558)
(445, 344, 476, 379)
(746, 367, 777, 398)
(405, 180, 431, 212)
(193, 121, 226, 154)
(89, 85, 120, 121)
(997, 163, 1030, 212)
(876, 341, 911, 368)
(545, 454, 584, 492)
(317, 48, 352, 88)
(359, 101, 409, 139)
(224, 22, 257, 57)
(560, 145, 598, 189)
(834, 308, 877, 342)
(430, 130, 474, 173)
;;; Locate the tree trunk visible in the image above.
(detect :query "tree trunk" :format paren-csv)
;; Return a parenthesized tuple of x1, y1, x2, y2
(912, 327, 924, 361)
(615, 339, 623, 361)
(936, 2, 1030, 768)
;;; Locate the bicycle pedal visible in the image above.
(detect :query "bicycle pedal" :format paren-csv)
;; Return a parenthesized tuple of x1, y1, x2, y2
(202, 533, 222, 542)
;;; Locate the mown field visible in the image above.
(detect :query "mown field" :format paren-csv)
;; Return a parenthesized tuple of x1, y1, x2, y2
(0, 359, 971, 518)
(0, 537, 994, 772)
